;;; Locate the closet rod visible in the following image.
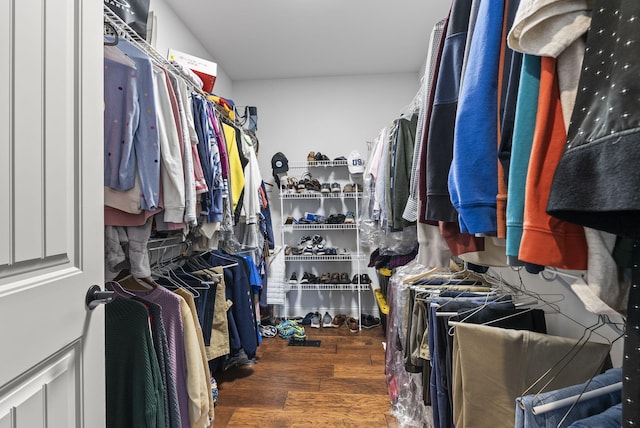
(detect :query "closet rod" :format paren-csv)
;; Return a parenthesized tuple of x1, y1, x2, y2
(531, 382, 622, 415)
(103, 5, 204, 92)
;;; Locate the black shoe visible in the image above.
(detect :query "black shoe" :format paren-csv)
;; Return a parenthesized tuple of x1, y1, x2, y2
(288, 272, 298, 284)
(300, 272, 310, 284)
(351, 274, 360, 284)
(361, 314, 381, 329)
(360, 273, 372, 284)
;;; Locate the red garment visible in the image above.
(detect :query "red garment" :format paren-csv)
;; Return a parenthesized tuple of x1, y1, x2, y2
(519, 57, 587, 269)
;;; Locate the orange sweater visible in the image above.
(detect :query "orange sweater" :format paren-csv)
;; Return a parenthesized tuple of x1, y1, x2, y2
(518, 57, 587, 270)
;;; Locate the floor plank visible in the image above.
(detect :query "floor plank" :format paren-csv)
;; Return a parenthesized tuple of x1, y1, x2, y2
(213, 324, 395, 427)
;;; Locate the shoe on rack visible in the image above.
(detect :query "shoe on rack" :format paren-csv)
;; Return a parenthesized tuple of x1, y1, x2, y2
(351, 274, 360, 284)
(330, 272, 341, 284)
(307, 151, 316, 163)
(307, 179, 322, 193)
(322, 312, 333, 327)
(300, 272, 310, 284)
(340, 272, 350, 284)
(284, 216, 295, 225)
(299, 235, 312, 245)
(303, 244, 314, 255)
(320, 272, 331, 283)
(344, 211, 355, 224)
(361, 314, 381, 329)
(331, 182, 341, 193)
(320, 183, 331, 193)
(326, 213, 346, 224)
(310, 312, 321, 328)
(346, 317, 359, 333)
(343, 183, 354, 193)
(360, 273, 372, 284)
(323, 247, 338, 256)
(331, 314, 347, 328)
(288, 272, 298, 284)
(353, 183, 364, 193)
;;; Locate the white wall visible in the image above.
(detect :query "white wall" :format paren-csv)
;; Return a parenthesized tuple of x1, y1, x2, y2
(234, 73, 419, 319)
(233, 72, 420, 211)
(148, 0, 233, 98)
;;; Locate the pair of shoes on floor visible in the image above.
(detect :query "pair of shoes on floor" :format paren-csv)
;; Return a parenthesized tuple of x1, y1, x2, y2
(300, 311, 318, 325)
(313, 312, 333, 328)
(259, 324, 278, 338)
(223, 349, 254, 370)
(361, 314, 381, 329)
(346, 316, 359, 333)
(301, 311, 333, 328)
(330, 313, 347, 328)
(276, 319, 307, 340)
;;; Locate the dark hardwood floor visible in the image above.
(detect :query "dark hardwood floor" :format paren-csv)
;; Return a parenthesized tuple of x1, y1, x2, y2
(213, 321, 398, 427)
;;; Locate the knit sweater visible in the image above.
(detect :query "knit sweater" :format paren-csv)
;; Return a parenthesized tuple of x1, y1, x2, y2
(110, 282, 192, 428)
(106, 297, 166, 428)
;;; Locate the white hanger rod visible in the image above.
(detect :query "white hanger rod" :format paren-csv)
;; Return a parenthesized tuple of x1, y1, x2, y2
(531, 381, 621, 415)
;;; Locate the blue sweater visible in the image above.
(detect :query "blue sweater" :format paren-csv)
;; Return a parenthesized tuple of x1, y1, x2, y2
(448, 0, 505, 234)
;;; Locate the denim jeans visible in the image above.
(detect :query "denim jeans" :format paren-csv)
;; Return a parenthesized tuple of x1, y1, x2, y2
(515, 367, 622, 428)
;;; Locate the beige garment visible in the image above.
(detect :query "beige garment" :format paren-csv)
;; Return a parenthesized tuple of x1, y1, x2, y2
(452, 323, 611, 428)
(557, 37, 585, 130)
(458, 237, 509, 267)
(571, 229, 629, 315)
(205, 266, 231, 360)
(174, 293, 211, 428)
(175, 288, 215, 426)
(417, 222, 452, 268)
(507, 0, 593, 57)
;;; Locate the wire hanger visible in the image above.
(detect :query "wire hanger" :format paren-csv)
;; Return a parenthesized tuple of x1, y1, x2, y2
(104, 21, 119, 46)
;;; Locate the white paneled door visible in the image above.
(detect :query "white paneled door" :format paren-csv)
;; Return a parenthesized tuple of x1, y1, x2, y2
(0, 0, 104, 427)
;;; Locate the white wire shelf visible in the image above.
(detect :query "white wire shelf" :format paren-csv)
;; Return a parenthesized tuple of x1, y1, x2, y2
(280, 192, 362, 199)
(282, 223, 358, 231)
(288, 160, 349, 168)
(289, 283, 371, 291)
(284, 254, 363, 262)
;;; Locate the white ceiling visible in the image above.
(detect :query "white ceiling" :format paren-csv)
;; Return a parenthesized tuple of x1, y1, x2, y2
(162, 0, 450, 81)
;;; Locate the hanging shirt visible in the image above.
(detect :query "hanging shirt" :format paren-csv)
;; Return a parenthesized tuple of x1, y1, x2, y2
(222, 123, 245, 213)
(107, 37, 161, 212)
(153, 65, 185, 224)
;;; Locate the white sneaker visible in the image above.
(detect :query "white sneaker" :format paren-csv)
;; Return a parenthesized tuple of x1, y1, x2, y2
(322, 312, 333, 327)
